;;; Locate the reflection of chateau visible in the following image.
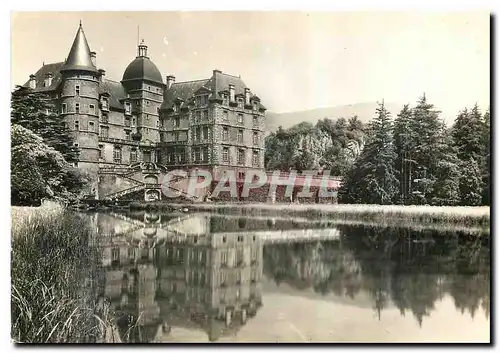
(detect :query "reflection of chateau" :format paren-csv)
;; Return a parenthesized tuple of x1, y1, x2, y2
(97, 212, 263, 342)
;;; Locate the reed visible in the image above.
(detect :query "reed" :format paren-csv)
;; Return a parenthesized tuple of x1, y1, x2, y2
(11, 202, 113, 343)
(168, 203, 490, 228)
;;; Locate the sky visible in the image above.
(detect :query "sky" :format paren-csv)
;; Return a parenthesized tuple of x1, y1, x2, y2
(11, 11, 490, 120)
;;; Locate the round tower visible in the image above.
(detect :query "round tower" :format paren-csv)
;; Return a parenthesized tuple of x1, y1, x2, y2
(60, 22, 100, 197)
(122, 39, 165, 163)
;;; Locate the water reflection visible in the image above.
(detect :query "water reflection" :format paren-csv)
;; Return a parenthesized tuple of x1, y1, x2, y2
(91, 211, 490, 342)
(263, 225, 490, 327)
(96, 211, 264, 342)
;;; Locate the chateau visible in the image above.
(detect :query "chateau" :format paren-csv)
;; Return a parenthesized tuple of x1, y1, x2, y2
(23, 23, 267, 201)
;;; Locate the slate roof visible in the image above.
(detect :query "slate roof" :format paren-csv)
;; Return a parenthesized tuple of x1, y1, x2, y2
(160, 71, 266, 111)
(61, 23, 98, 73)
(122, 57, 163, 85)
(22, 62, 64, 92)
(99, 79, 127, 110)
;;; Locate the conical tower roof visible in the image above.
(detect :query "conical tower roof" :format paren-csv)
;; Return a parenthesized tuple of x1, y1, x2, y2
(61, 22, 98, 73)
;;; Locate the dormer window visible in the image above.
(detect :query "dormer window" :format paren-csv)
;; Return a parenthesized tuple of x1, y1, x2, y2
(173, 104, 178, 113)
(196, 95, 208, 107)
(237, 98, 244, 108)
(222, 94, 229, 106)
(102, 97, 109, 110)
(253, 101, 258, 111)
(125, 102, 131, 114)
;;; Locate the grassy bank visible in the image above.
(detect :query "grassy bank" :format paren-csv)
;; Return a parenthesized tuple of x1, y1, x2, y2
(11, 201, 115, 343)
(168, 203, 490, 229)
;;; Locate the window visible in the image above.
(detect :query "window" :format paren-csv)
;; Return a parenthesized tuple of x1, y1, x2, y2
(251, 269, 257, 282)
(222, 147, 229, 162)
(253, 115, 259, 127)
(174, 117, 180, 128)
(128, 247, 134, 259)
(253, 131, 259, 145)
(236, 271, 242, 283)
(45, 108, 50, 115)
(237, 114, 244, 125)
(100, 126, 109, 138)
(220, 251, 228, 265)
(237, 129, 243, 143)
(102, 97, 109, 110)
(98, 144, 104, 159)
(75, 103, 80, 114)
(146, 101, 150, 106)
(89, 104, 95, 115)
(237, 98, 244, 108)
(223, 94, 229, 106)
(200, 148, 205, 162)
(223, 236, 227, 243)
(203, 147, 209, 162)
(130, 148, 137, 162)
(253, 150, 260, 167)
(223, 110, 229, 121)
(203, 126, 209, 140)
(195, 110, 201, 123)
(195, 127, 201, 141)
(132, 117, 136, 127)
(238, 171, 245, 180)
(74, 143, 79, 148)
(75, 85, 80, 96)
(238, 149, 245, 165)
(61, 103, 67, 114)
(113, 146, 122, 164)
(125, 130, 131, 140)
(194, 148, 201, 163)
(74, 120, 80, 131)
(148, 86, 151, 91)
(125, 117, 131, 127)
(125, 102, 131, 114)
(253, 101, 258, 111)
(101, 113, 108, 123)
(88, 121, 95, 132)
(203, 110, 208, 120)
(222, 127, 229, 141)
(251, 248, 257, 260)
(220, 271, 226, 285)
(111, 248, 119, 261)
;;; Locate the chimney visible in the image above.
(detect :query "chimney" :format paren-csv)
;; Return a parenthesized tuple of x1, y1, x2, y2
(29, 74, 36, 89)
(166, 75, 175, 89)
(229, 84, 235, 102)
(44, 73, 53, 87)
(98, 69, 106, 82)
(213, 69, 222, 75)
(244, 88, 251, 105)
(90, 51, 97, 66)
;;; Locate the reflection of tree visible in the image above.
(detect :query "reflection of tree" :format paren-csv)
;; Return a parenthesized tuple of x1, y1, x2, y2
(264, 224, 490, 327)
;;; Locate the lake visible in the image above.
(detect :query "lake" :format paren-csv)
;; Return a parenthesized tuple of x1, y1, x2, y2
(84, 210, 490, 343)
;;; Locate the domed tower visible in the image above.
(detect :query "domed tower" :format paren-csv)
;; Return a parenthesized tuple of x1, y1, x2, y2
(60, 22, 100, 197)
(122, 40, 164, 163)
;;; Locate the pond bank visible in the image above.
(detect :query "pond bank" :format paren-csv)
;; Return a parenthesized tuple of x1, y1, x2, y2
(167, 203, 491, 228)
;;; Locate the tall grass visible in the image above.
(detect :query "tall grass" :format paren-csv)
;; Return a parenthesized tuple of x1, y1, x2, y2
(168, 203, 490, 228)
(11, 202, 111, 343)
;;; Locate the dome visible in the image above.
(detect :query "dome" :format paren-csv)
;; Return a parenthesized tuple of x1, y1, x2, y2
(122, 57, 163, 85)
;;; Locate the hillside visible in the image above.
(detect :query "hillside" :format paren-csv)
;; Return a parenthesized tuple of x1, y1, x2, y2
(265, 102, 403, 133)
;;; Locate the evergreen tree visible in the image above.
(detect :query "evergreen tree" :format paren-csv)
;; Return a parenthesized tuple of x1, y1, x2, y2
(338, 101, 399, 204)
(482, 107, 491, 205)
(451, 104, 485, 162)
(408, 94, 444, 204)
(451, 104, 486, 205)
(458, 157, 484, 206)
(11, 85, 79, 163)
(429, 128, 461, 206)
(393, 104, 414, 204)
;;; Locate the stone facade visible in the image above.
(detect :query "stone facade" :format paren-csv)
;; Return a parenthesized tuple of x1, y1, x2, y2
(22, 23, 267, 201)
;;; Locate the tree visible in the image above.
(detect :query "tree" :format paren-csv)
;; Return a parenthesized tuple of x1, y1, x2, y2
(451, 105, 487, 205)
(458, 157, 483, 206)
(11, 124, 88, 206)
(429, 128, 461, 206)
(11, 85, 79, 163)
(338, 101, 399, 204)
(482, 107, 491, 205)
(393, 104, 414, 204)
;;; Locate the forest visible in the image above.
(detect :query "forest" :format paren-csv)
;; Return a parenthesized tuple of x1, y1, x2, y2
(265, 95, 490, 206)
